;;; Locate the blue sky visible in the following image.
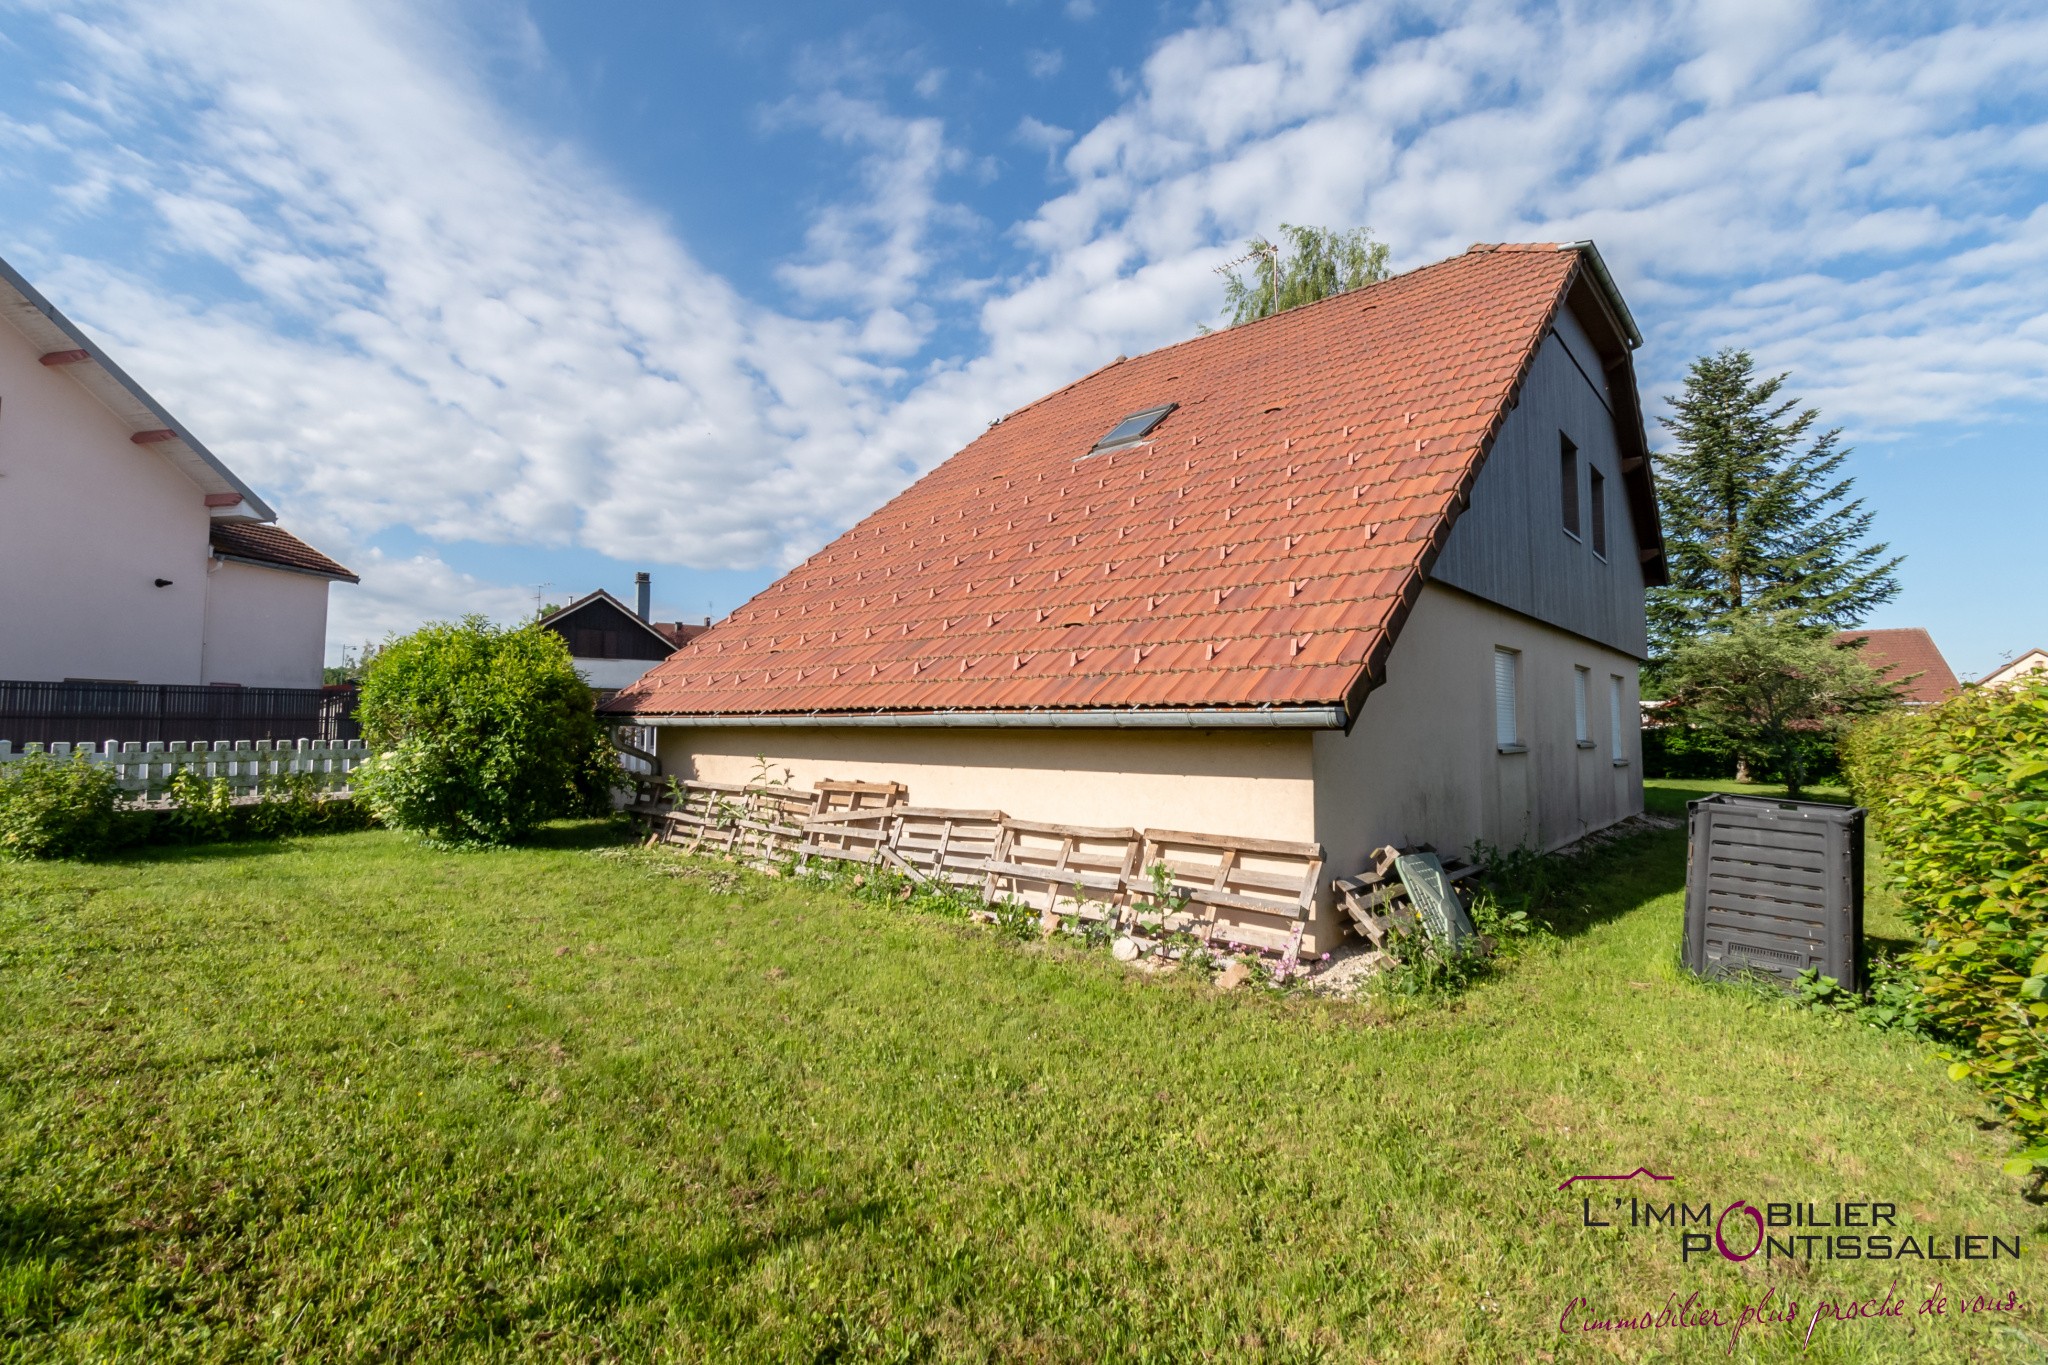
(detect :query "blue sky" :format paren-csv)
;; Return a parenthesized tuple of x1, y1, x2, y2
(0, 0, 2043, 677)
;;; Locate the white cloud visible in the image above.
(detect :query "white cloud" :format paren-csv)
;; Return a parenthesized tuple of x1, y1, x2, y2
(323, 549, 535, 649)
(3, 0, 942, 616)
(1014, 114, 1075, 171)
(1025, 47, 1064, 80)
(4, 0, 2046, 665)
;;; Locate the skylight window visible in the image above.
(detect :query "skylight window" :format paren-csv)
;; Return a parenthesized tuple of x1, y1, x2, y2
(1084, 403, 1176, 457)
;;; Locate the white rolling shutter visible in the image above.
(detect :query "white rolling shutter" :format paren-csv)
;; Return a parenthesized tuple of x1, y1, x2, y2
(1494, 648, 1520, 749)
(1574, 667, 1590, 744)
(1610, 674, 1626, 759)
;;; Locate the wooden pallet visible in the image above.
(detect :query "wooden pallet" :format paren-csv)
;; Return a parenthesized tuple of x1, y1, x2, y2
(1125, 828, 1324, 972)
(888, 808, 1006, 890)
(1334, 844, 1479, 951)
(797, 808, 899, 870)
(814, 778, 907, 815)
(982, 819, 1140, 923)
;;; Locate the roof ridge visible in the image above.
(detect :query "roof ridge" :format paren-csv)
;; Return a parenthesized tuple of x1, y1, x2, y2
(991, 242, 1571, 427)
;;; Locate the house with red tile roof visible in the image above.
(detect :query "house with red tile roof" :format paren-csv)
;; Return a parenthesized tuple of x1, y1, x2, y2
(608, 243, 1666, 950)
(1, 253, 355, 688)
(1833, 628, 1961, 707)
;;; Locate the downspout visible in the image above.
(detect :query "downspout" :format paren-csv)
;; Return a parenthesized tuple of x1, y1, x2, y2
(199, 552, 225, 685)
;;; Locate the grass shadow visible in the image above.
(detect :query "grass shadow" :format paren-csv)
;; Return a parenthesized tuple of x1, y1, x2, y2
(451, 1199, 891, 1345)
(1527, 824, 1687, 943)
(519, 818, 639, 853)
(0, 1197, 135, 1333)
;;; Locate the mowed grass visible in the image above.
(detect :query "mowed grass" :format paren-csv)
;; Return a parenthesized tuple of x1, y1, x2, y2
(3, 812, 2045, 1362)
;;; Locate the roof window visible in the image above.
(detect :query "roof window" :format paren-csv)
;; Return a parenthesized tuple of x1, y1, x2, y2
(1083, 403, 1176, 457)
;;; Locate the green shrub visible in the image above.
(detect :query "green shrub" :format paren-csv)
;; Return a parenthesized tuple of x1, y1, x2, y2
(353, 616, 624, 847)
(1839, 707, 1930, 818)
(164, 768, 238, 844)
(0, 753, 124, 860)
(1872, 681, 2048, 1175)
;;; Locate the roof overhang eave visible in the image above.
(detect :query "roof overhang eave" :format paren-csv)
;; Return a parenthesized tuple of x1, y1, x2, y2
(620, 705, 1349, 730)
(211, 551, 360, 584)
(0, 254, 277, 521)
(1558, 241, 1643, 349)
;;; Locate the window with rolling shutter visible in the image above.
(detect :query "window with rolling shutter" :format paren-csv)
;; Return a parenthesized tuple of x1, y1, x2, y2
(1610, 674, 1626, 761)
(1494, 648, 1521, 750)
(1574, 666, 1591, 745)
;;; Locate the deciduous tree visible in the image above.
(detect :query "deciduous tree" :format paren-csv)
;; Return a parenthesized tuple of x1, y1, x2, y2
(1659, 616, 1899, 797)
(1219, 224, 1390, 326)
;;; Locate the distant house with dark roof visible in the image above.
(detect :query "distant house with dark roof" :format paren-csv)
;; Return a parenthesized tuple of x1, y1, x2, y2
(608, 242, 1666, 951)
(1, 253, 355, 688)
(539, 574, 706, 693)
(1834, 628, 1961, 707)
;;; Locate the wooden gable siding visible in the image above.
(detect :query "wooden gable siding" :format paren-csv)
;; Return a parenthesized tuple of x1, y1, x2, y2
(541, 596, 674, 662)
(1427, 315, 1650, 660)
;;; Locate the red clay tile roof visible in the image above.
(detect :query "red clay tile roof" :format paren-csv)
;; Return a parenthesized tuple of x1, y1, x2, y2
(612, 244, 1640, 720)
(653, 622, 709, 649)
(209, 522, 358, 582)
(1835, 628, 1961, 706)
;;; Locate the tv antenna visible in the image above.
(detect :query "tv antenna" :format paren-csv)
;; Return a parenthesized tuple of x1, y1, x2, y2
(533, 582, 552, 619)
(1214, 239, 1281, 318)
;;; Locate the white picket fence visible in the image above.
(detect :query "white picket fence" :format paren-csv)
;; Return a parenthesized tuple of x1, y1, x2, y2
(0, 737, 372, 801)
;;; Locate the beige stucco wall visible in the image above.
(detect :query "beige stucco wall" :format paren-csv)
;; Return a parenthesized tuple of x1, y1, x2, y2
(1313, 581, 1643, 885)
(0, 308, 212, 683)
(657, 725, 1318, 846)
(200, 558, 331, 687)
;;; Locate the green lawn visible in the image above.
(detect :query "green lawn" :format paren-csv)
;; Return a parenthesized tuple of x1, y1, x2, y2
(3, 817, 2043, 1362)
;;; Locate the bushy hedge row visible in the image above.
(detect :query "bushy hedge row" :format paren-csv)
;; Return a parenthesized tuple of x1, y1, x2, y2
(1848, 682, 2048, 1174)
(0, 753, 370, 861)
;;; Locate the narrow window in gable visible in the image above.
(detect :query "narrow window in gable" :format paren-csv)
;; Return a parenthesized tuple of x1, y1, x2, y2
(1560, 435, 1580, 540)
(1589, 465, 1608, 560)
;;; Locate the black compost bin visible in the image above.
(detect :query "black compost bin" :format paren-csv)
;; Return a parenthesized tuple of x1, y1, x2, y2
(1683, 793, 1867, 991)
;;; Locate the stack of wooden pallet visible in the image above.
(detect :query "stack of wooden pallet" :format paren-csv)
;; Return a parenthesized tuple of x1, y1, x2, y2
(791, 806, 1326, 976)
(637, 777, 908, 870)
(1333, 844, 1481, 957)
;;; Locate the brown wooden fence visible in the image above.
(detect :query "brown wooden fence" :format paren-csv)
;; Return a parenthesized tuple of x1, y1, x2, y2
(0, 680, 359, 748)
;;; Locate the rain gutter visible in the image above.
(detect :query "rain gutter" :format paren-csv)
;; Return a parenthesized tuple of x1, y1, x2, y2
(634, 706, 1348, 730)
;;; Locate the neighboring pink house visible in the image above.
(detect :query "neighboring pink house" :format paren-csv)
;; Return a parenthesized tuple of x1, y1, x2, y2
(1, 253, 355, 687)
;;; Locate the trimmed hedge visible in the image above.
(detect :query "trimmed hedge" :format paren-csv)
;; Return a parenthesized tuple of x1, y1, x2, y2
(1860, 681, 2048, 1174)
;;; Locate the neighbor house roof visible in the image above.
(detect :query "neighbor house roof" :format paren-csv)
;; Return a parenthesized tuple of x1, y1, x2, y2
(542, 589, 682, 653)
(610, 242, 1662, 726)
(1836, 628, 1960, 706)
(209, 522, 359, 582)
(1, 252, 275, 521)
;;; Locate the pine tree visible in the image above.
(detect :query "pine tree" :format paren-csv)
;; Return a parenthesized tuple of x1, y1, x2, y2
(1648, 349, 1901, 659)
(1219, 224, 1389, 326)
